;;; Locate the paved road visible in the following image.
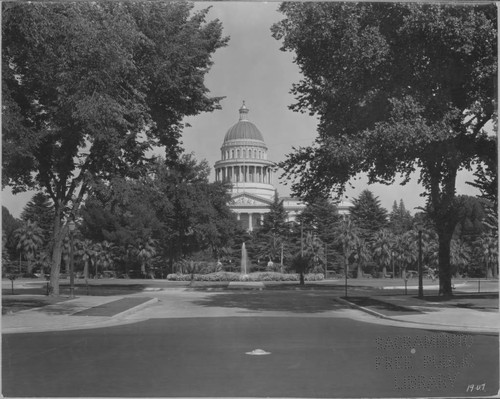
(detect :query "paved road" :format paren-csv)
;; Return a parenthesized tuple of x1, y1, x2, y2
(3, 289, 498, 398)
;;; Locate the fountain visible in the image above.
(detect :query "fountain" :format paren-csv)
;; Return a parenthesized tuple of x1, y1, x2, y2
(227, 242, 264, 289)
(241, 242, 248, 275)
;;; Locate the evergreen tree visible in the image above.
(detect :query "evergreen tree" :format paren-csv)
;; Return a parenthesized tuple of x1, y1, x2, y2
(350, 190, 388, 239)
(389, 199, 413, 235)
(260, 191, 288, 235)
(20, 192, 55, 247)
(453, 195, 489, 243)
(2, 206, 21, 261)
(254, 192, 289, 264)
(297, 197, 340, 244)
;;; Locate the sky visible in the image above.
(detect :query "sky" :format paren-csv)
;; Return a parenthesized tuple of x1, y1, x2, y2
(1, 1, 482, 218)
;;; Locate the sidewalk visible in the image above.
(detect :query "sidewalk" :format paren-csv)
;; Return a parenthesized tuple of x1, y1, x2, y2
(2, 281, 498, 334)
(2, 294, 157, 334)
(336, 292, 499, 334)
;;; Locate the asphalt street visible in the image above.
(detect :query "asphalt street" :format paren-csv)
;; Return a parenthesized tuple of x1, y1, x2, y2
(3, 288, 498, 398)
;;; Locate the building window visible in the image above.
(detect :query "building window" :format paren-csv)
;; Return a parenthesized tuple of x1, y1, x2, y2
(231, 150, 234, 158)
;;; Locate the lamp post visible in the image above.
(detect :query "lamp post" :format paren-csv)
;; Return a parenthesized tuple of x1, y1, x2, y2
(418, 228, 424, 299)
(68, 220, 76, 298)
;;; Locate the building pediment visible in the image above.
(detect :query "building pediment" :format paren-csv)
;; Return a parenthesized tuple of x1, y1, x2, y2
(230, 192, 273, 207)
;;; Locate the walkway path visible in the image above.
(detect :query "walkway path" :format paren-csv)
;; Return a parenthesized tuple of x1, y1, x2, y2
(2, 278, 498, 334)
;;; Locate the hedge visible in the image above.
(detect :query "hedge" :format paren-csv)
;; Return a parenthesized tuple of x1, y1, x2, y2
(166, 272, 324, 282)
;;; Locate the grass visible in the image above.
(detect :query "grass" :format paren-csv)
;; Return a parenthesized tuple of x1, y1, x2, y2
(2, 296, 70, 314)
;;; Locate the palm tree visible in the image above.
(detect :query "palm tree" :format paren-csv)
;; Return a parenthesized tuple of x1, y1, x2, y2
(76, 239, 97, 280)
(334, 219, 360, 278)
(2, 231, 9, 263)
(136, 237, 157, 278)
(34, 250, 51, 277)
(352, 235, 371, 278)
(450, 238, 471, 278)
(14, 220, 44, 274)
(392, 231, 417, 278)
(97, 241, 114, 275)
(474, 233, 498, 278)
(372, 229, 394, 277)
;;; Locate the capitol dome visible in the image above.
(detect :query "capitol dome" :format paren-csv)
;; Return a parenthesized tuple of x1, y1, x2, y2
(222, 102, 266, 147)
(224, 120, 264, 143)
(214, 102, 275, 201)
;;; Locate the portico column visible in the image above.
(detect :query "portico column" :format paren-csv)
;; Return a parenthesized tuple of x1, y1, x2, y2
(248, 213, 253, 231)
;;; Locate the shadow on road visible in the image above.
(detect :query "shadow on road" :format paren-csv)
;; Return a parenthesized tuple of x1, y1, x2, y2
(192, 289, 347, 313)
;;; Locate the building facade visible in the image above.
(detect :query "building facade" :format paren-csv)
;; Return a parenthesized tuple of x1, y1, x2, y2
(214, 103, 352, 230)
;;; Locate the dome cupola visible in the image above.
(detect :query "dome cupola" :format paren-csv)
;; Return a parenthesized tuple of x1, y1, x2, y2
(223, 102, 266, 145)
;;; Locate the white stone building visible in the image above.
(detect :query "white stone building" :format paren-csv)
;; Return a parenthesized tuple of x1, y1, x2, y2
(214, 103, 352, 230)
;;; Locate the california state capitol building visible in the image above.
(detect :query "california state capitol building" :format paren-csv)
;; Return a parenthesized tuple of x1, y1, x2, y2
(213, 102, 353, 231)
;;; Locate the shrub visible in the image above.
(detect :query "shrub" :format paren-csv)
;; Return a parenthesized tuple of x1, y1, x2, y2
(166, 272, 324, 282)
(166, 273, 192, 281)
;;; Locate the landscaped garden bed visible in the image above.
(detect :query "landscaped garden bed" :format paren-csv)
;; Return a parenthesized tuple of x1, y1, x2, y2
(166, 271, 325, 282)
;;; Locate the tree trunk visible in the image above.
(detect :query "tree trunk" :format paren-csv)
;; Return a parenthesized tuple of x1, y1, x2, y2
(357, 263, 363, 278)
(437, 229, 453, 296)
(49, 208, 64, 296)
(299, 271, 305, 285)
(84, 261, 89, 280)
(382, 266, 387, 277)
(486, 260, 492, 279)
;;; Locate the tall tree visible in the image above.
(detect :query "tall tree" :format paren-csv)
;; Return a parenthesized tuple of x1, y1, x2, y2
(372, 229, 395, 277)
(135, 237, 157, 277)
(474, 233, 498, 278)
(389, 199, 413, 235)
(254, 191, 290, 264)
(3, 2, 228, 294)
(334, 218, 361, 278)
(350, 190, 388, 238)
(453, 195, 489, 243)
(296, 197, 340, 244)
(75, 239, 97, 281)
(272, 3, 496, 296)
(20, 192, 55, 247)
(260, 191, 289, 236)
(2, 206, 21, 261)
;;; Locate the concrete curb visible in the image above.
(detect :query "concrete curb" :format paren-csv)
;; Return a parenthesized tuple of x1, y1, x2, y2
(111, 297, 158, 318)
(334, 297, 393, 320)
(333, 297, 499, 334)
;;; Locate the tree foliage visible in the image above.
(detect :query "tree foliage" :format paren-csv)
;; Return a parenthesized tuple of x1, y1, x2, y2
(350, 190, 388, 238)
(2, 2, 228, 294)
(272, 3, 497, 295)
(20, 192, 55, 247)
(80, 155, 238, 275)
(388, 199, 413, 235)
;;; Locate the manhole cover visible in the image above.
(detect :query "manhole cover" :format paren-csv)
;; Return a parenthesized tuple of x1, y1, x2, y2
(245, 349, 271, 356)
